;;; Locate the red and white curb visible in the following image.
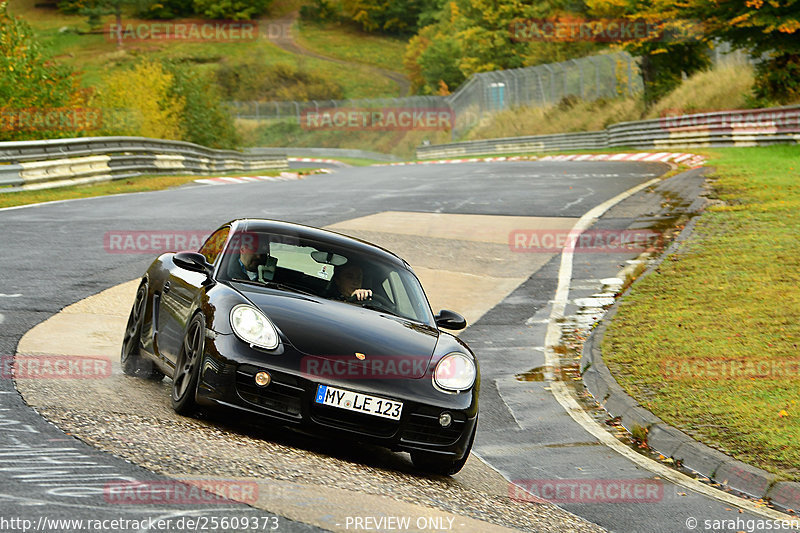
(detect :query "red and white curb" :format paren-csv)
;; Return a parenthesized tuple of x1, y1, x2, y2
(288, 157, 348, 166)
(378, 152, 706, 169)
(194, 170, 331, 186)
(540, 152, 706, 167)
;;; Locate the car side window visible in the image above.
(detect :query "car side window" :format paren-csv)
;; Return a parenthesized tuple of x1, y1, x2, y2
(387, 271, 415, 318)
(198, 227, 230, 265)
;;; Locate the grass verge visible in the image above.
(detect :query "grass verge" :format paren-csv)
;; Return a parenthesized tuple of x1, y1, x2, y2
(602, 145, 800, 480)
(295, 20, 407, 73)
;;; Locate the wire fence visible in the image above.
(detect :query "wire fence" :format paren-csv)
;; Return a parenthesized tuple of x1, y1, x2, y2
(227, 45, 751, 138)
(227, 51, 641, 137)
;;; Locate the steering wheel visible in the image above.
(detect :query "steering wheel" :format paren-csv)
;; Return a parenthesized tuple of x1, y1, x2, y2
(363, 292, 394, 312)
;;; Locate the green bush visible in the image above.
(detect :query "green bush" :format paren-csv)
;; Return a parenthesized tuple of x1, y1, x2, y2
(167, 63, 239, 149)
(191, 0, 271, 20)
(135, 0, 194, 19)
(215, 61, 343, 101)
(753, 53, 800, 105)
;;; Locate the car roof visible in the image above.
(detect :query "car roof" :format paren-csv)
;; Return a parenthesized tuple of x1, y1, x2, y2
(226, 218, 410, 269)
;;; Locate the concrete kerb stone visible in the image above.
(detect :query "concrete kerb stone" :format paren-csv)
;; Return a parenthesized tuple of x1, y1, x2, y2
(671, 440, 730, 480)
(767, 482, 800, 512)
(577, 170, 800, 512)
(646, 424, 688, 458)
(715, 460, 778, 500)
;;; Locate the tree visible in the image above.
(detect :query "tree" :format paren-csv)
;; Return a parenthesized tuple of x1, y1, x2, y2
(673, 0, 800, 103)
(341, 0, 434, 35)
(0, 1, 92, 141)
(167, 63, 239, 149)
(585, 0, 711, 107)
(404, 0, 603, 94)
(93, 60, 185, 139)
(76, 0, 136, 48)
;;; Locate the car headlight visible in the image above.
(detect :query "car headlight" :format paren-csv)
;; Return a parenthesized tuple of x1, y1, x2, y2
(434, 352, 476, 392)
(230, 305, 279, 350)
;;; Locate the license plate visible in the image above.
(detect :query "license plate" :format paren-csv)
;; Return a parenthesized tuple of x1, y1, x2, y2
(314, 384, 403, 420)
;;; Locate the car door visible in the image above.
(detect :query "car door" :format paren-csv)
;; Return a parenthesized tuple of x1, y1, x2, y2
(157, 227, 230, 366)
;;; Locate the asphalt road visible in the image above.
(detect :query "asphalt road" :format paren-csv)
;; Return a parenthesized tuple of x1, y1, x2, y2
(0, 161, 787, 532)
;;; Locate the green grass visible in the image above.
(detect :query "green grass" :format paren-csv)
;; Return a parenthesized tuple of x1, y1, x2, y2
(237, 118, 452, 158)
(602, 145, 800, 480)
(295, 19, 407, 73)
(9, 0, 399, 99)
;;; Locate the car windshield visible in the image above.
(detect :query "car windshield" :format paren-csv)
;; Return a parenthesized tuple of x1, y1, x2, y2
(218, 230, 435, 326)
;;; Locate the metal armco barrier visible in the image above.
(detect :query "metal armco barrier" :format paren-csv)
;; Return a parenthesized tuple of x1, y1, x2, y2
(246, 147, 400, 162)
(417, 105, 800, 159)
(0, 136, 288, 192)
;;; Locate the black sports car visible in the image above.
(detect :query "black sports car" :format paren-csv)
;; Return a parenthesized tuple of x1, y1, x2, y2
(122, 219, 479, 475)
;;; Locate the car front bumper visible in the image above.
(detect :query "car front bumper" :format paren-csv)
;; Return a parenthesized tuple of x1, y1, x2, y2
(195, 339, 478, 460)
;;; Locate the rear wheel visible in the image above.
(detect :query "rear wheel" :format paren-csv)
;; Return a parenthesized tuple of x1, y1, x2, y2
(120, 283, 164, 381)
(171, 313, 205, 415)
(410, 418, 477, 476)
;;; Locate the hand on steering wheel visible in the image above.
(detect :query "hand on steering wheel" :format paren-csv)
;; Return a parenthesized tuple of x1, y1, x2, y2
(350, 288, 372, 301)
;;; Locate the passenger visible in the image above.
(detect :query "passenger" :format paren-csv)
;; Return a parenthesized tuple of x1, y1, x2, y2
(227, 234, 276, 281)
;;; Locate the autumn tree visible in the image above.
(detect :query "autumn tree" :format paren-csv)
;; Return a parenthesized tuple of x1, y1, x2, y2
(340, 0, 434, 34)
(676, 0, 800, 103)
(405, 0, 602, 94)
(93, 60, 185, 139)
(585, 0, 711, 108)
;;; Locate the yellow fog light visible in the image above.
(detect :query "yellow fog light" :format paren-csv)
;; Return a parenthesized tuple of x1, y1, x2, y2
(254, 371, 271, 387)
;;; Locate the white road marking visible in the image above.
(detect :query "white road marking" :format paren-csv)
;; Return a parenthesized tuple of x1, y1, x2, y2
(542, 178, 795, 521)
(0, 294, 21, 298)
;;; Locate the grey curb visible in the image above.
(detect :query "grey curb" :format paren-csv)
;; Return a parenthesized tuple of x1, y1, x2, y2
(579, 192, 800, 513)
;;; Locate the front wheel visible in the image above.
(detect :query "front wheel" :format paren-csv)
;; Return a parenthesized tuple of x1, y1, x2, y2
(171, 313, 205, 415)
(410, 418, 477, 476)
(121, 283, 164, 381)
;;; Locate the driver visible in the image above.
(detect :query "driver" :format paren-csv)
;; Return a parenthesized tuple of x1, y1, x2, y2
(329, 263, 372, 302)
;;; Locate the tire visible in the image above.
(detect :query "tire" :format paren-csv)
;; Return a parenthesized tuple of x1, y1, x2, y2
(171, 313, 205, 415)
(410, 418, 477, 476)
(120, 283, 164, 381)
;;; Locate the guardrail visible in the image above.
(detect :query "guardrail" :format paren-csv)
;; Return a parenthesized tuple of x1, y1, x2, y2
(246, 147, 400, 162)
(416, 105, 800, 159)
(0, 137, 288, 191)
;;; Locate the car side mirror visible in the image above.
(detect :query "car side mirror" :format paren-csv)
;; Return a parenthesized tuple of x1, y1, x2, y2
(435, 309, 467, 330)
(174, 251, 212, 275)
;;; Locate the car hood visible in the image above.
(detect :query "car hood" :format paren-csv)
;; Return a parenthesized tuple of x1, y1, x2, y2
(238, 287, 439, 379)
